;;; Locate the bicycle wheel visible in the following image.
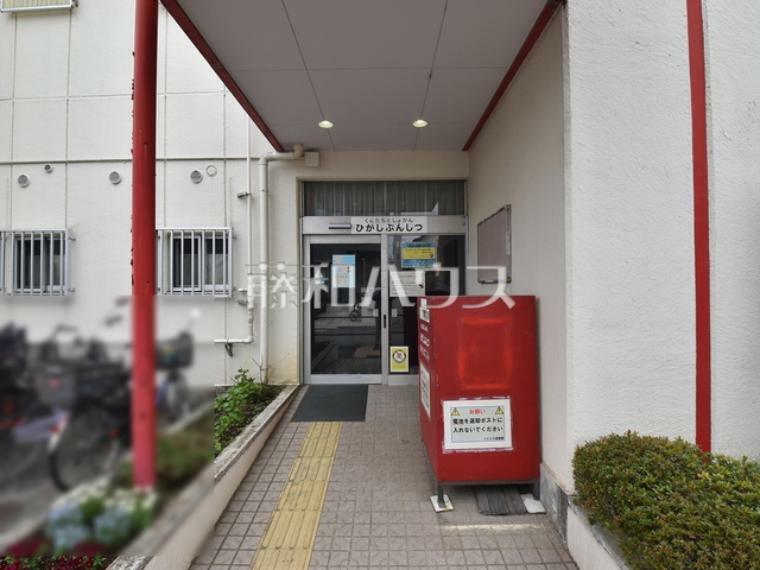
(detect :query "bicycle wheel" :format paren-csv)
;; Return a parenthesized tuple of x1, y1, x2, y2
(0, 399, 50, 492)
(160, 373, 192, 426)
(0, 430, 46, 492)
(49, 407, 123, 491)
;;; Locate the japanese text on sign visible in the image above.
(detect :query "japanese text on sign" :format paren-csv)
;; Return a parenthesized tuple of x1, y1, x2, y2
(442, 398, 512, 451)
(350, 216, 428, 235)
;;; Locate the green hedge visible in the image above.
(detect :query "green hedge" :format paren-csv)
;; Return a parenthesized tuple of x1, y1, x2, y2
(573, 432, 760, 570)
(214, 370, 283, 455)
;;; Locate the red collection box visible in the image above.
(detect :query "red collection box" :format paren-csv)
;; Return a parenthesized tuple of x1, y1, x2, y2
(418, 295, 540, 496)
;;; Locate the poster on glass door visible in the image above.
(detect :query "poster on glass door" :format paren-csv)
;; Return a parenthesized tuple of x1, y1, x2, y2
(331, 254, 356, 288)
(400, 241, 437, 268)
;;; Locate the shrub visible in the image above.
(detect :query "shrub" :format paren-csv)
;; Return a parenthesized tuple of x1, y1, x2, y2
(573, 432, 760, 570)
(214, 369, 282, 455)
(113, 413, 213, 493)
(154, 415, 213, 491)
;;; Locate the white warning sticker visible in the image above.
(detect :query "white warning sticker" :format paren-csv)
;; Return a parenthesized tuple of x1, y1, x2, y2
(442, 398, 512, 451)
(420, 364, 431, 418)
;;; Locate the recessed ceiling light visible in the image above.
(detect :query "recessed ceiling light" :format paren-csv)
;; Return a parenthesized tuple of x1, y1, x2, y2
(413, 119, 428, 128)
(318, 120, 334, 129)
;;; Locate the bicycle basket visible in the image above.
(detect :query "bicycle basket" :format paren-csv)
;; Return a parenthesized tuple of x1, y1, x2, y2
(156, 332, 193, 370)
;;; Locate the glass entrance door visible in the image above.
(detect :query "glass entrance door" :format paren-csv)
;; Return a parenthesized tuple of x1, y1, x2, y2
(385, 234, 466, 385)
(304, 235, 386, 384)
(303, 233, 466, 385)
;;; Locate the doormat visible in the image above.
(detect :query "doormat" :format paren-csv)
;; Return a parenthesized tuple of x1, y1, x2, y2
(291, 385, 368, 422)
(474, 485, 529, 516)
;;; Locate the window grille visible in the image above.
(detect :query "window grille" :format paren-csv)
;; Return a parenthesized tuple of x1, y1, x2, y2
(0, 0, 76, 13)
(1, 230, 70, 296)
(157, 228, 232, 297)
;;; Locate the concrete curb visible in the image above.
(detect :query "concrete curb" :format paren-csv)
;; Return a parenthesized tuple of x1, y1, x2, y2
(109, 384, 299, 570)
(566, 501, 630, 570)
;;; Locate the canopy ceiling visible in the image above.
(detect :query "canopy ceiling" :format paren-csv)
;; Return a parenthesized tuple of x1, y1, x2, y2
(164, 0, 550, 151)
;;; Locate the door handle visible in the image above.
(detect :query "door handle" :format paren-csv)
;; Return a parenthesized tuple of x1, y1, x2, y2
(383, 314, 387, 329)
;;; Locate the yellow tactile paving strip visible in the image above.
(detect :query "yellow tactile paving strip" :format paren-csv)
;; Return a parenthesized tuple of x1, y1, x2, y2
(251, 422, 342, 570)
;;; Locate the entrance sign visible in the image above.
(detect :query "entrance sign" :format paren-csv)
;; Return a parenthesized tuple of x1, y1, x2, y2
(351, 216, 427, 234)
(442, 398, 512, 451)
(401, 241, 437, 268)
(331, 254, 355, 288)
(420, 364, 431, 417)
(390, 345, 409, 373)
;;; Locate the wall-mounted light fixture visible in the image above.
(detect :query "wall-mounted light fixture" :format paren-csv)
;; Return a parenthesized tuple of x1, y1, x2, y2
(190, 170, 203, 184)
(109, 171, 122, 185)
(17, 174, 30, 188)
(44, 164, 54, 174)
(206, 165, 218, 177)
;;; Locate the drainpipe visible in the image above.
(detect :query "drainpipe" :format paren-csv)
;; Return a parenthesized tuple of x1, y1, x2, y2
(258, 144, 304, 382)
(214, 122, 255, 348)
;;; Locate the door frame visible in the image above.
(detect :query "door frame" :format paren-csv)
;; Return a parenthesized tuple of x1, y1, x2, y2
(302, 234, 388, 385)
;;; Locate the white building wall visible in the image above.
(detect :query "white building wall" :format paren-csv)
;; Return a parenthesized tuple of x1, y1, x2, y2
(465, 15, 569, 487)
(0, 1, 275, 388)
(564, 0, 697, 484)
(704, 0, 760, 460)
(0, 1, 470, 387)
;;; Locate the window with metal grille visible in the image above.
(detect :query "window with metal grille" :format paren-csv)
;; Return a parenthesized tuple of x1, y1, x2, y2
(157, 229, 232, 297)
(0, 0, 76, 13)
(0, 230, 70, 296)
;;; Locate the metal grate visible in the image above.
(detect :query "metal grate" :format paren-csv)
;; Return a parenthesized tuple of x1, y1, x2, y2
(157, 228, 232, 297)
(0, 0, 75, 12)
(1, 230, 70, 296)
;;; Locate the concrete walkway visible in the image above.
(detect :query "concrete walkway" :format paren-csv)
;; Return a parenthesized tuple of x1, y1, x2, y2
(193, 386, 576, 569)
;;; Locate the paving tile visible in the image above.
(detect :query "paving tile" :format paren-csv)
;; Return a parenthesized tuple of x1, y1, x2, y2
(239, 535, 260, 550)
(349, 549, 370, 565)
(328, 550, 349, 566)
(519, 547, 542, 563)
(539, 547, 562, 563)
(232, 550, 254, 565)
(388, 549, 408, 566)
(501, 548, 524, 564)
(197, 386, 576, 570)
(211, 550, 236, 565)
(464, 550, 486, 565)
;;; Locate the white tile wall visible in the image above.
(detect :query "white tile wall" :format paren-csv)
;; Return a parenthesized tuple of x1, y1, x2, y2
(163, 160, 227, 228)
(12, 99, 67, 161)
(69, 0, 134, 97)
(68, 96, 132, 160)
(166, 93, 225, 158)
(66, 162, 133, 328)
(10, 163, 66, 229)
(0, 15, 15, 100)
(13, 11, 70, 99)
(224, 92, 248, 158)
(0, 2, 293, 387)
(0, 101, 12, 162)
(0, 166, 10, 227)
(166, 16, 223, 94)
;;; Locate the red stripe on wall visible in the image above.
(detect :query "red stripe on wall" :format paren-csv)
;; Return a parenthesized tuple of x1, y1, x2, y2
(160, 0, 285, 152)
(462, 0, 560, 151)
(686, 0, 711, 452)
